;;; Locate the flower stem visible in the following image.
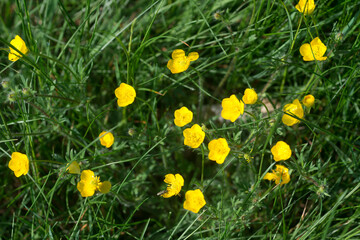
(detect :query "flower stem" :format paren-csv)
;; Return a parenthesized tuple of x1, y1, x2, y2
(201, 144, 205, 187)
(278, 186, 287, 239)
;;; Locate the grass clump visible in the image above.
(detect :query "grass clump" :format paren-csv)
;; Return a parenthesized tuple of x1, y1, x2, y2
(1, 0, 360, 239)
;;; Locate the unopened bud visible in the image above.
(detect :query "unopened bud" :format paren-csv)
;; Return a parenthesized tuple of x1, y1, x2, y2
(7, 92, 16, 102)
(128, 128, 135, 137)
(1, 80, 9, 89)
(22, 88, 30, 96)
(213, 11, 222, 20)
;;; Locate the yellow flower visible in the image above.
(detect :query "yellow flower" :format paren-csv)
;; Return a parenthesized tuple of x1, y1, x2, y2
(167, 49, 199, 74)
(183, 124, 205, 148)
(77, 170, 111, 197)
(99, 131, 114, 148)
(299, 37, 327, 61)
(221, 94, 244, 122)
(263, 165, 290, 185)
(295, 0, 316, 15)
(242, 88, 258, 105)
(8, 152, 29, 177)
(183, 189, 206, 213)
(114, 83, 136, 107)
(282, 99, 304, 126)
(8, 35, 29, 62)
(174, 106, 193, 127)
(161, 173, 184, 198)
(303, 94, 315, 108)
(208, 138, 230, 164)
(271, 141, 292, 161)
(66, 161, 80, 174)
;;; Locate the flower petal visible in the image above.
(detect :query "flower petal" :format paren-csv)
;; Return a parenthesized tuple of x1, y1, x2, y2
(98, 181, 111, 194)
(188, 52, 199, 61)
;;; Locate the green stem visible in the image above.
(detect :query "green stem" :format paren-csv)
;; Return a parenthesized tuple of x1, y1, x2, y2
(279, 186, 287, 239)
(258, 114, 281, 181)
(201, 144, 205, 187)
(289, 17, 303, 54)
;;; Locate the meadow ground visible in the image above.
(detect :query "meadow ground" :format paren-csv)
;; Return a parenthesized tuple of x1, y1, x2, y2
(1, 0, 360, 239)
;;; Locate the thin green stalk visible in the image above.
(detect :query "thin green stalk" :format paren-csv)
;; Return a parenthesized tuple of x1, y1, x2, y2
(201, 144, 205, 186)
(279, 186, 287, 239)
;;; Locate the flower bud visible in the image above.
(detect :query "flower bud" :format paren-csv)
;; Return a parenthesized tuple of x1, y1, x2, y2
(213, 12, 222, 20)
(22, 88, 30, 96)
(1, 80, 9, 89)
(7, 92, 16, 102)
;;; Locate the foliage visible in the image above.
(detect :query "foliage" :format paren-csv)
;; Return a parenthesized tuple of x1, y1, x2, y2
(1, 0, 360, 239)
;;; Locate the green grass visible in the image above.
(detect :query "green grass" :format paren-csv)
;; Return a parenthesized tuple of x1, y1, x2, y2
(1, 0, 360, 239)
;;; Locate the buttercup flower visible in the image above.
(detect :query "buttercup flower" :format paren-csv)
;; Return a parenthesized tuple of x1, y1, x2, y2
(115, 83, 136, 107)
(303, 94, 315, 108)
(263, 165, 290, 185)
(8, 35, 29, 62)
(183, 124, 205, 148)
(221, 94, 244, 122)
(208, 138, 230, 164)
(242, 88, 258, 105)
(300, 37, 327, 61)
(99, 131, 114, 148)
(183, 189, 206, 213)
(174, 107, 193, 127)
(271, 141, 292, 161)
(66, 161, 80, 174)
(77, 170, 111, 197)
(167, 49, 199, 74)
(282, 99, 304, 126)
(161, 173, 184, 198)
(295, 0, 316, 15)
(8, 152, 29, 177)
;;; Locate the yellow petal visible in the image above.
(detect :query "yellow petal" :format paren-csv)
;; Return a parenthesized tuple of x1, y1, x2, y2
(164, 174, 176, 184)
(167, 59, 175, 73)
(167, 49, 197, 74)
(188, 52, 199, 61)
(275, 165, 290, 185)
(293, 99, 304, 119)
(161, 173, 184, 198)
(8, 35, 29, 62)
(66, 161, 81, 174)
(114, 83, 136, 107)
(263, 165, 291, 185)
(271, 141, 292, 161)
(282, 99, 303, 126)
(174, 106, 193, 127)
(183, 189, 206, 213)
(80, 170, 95, 182)
(295, 0, 316, 15)
(174, 174, 184, 187)
(242, 88, 258, 105)
(77, 181, 96, 197)
(99, 131, 115, 148)
(303, 94, 315, 108)
(208, 138, 230, 164)
(263, 172, 277, 181)
(172, 49, 185, 59)
(183, 124, 205, 148)
(311, 37, 327, 57)
(98, 181, 111, 194)
(299, 43, 314, 61)
(221, 95, 244, 122)
(8, 152, 29, 177)
(161, 189, 176, 198)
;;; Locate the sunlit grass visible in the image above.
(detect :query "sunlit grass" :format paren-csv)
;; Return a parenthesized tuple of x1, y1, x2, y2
(1, 0, 360, 239)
